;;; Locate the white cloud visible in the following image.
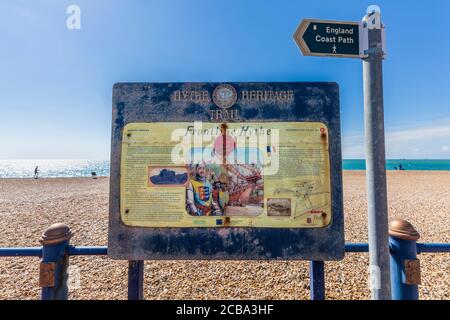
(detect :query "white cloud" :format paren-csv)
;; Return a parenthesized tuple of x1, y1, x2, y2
(342, 118, 450, 158)
(387, 125, 450, 144)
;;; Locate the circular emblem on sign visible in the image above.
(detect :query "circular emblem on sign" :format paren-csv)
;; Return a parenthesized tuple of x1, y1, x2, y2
(212, 84, 237, 109)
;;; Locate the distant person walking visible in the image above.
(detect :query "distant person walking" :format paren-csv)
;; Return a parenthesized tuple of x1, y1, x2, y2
(34, 166, 39, 179)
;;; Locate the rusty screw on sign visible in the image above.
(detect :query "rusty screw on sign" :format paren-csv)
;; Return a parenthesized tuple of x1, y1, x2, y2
(320, 127, 327, 140)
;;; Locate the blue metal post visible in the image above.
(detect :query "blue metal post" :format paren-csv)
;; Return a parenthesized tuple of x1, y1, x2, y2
(416, 243, 450, 253)
(309, 260, 325, 300)
(128, 260, 144, 300)
(345, 243, 369, 252)
(39, 223, 73, 300)
(67, 245, 108, 256)
(0, 247, 42, 257)
(389, 219, 420, 300)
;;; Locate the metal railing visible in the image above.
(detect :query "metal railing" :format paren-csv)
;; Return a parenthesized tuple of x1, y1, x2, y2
(0, 219, 449, 300)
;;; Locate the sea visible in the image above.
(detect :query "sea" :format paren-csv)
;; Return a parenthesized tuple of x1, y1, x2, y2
(0, 159, 449, 178)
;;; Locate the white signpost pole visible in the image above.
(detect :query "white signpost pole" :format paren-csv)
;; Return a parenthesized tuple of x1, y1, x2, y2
(293, 5, 392, 300)
(361, 5, 391, 300)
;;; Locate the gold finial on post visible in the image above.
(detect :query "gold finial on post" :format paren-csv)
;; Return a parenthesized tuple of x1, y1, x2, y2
(39, 223, 73, 246)
(389, 219, 420, 241)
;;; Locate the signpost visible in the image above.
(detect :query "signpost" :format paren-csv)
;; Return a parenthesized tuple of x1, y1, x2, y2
(105, 4, 388, 300)
(293, 19, 365, 58)
(293, 6, 391, 300)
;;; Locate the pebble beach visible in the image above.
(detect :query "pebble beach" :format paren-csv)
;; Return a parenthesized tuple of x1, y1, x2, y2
(0, 171, 448, 300)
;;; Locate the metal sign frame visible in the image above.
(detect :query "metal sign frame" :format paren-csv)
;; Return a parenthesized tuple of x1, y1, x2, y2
(108, 82, 344, 261)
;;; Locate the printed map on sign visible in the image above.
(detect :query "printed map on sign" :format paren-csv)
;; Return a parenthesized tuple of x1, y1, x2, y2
(120, 122, 331, 228)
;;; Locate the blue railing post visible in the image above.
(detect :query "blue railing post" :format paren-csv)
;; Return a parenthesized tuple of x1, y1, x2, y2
(128, 260, 144, 300)
(39, 223, 73, 300)
(309, 260, 325, 300)
(389, 219, 421, 300)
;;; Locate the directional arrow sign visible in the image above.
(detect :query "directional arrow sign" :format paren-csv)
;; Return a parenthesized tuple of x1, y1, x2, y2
(294, 19, 362, 58)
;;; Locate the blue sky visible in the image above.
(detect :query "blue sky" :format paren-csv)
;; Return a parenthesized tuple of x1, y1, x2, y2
(0, 0, 449, 159)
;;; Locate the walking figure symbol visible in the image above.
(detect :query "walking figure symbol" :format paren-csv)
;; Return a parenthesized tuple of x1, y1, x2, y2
(332, 45, 337, 53)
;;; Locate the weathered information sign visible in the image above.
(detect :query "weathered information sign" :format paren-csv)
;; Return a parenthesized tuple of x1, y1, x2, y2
(108, 82, 344, 260)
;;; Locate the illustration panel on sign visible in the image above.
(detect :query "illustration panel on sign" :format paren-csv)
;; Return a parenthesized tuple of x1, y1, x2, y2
(120, 122, 331, 228)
